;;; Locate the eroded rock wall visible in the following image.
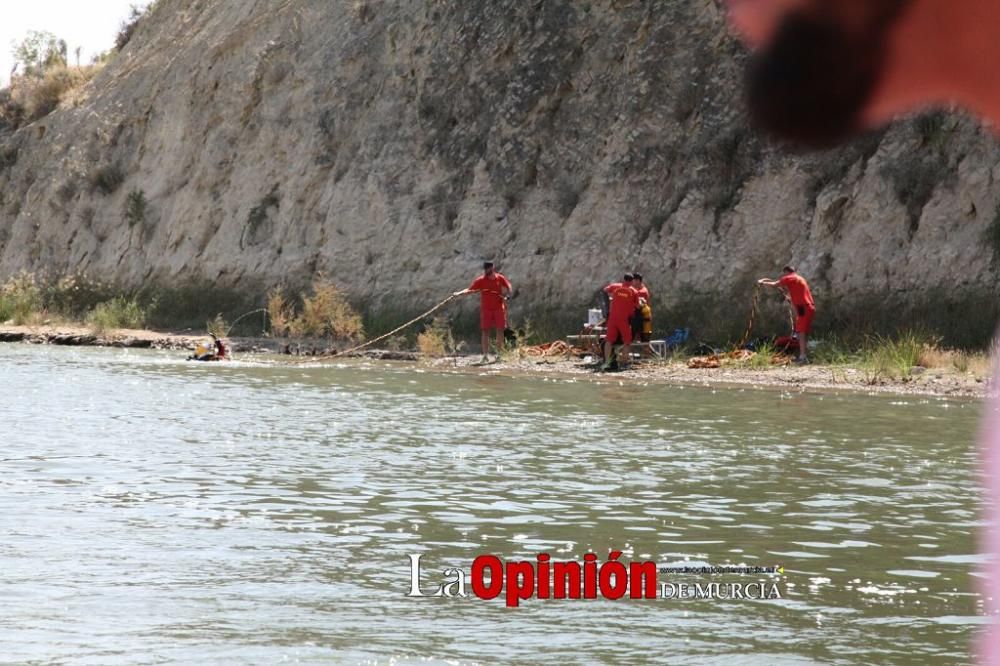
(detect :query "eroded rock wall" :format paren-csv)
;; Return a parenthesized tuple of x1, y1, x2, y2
(1, 0, 998, 341)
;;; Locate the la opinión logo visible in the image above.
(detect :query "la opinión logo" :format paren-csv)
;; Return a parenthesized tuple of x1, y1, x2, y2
(406, 552, 782, 606)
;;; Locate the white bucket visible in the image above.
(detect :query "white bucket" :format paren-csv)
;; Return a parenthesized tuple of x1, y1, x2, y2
(587, 309, 602, 326)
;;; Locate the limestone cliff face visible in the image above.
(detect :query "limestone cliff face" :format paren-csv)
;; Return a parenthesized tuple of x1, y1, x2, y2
(1, 0, 999, 340)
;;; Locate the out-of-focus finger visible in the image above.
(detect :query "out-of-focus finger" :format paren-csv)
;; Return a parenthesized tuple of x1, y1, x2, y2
(725, 0, 809, 48)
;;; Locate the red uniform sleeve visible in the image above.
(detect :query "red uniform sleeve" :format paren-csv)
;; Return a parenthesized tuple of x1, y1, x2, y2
(777, 275, 794, 288)
(499, 274, 512, 292)
(469, 276, 486, 291)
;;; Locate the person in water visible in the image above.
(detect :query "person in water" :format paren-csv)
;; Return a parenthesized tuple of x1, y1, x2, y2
(212, 334, 227, 359)
(191, 334, 227, 361)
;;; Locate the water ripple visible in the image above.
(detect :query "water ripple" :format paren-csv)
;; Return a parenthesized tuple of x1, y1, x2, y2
(0, 345, 984, 663)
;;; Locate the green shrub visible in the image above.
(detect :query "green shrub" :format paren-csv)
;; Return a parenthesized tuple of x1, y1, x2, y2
(0, 296, 11, 323)
(0, 273, 43, 324)
(42, 273, 114, 319)
(124, 188, 147, 227)
(140, 281, 257, 331)
(86, 296, 146, 333)
(89, 163, 124, 195)
(861, 330, 934, 379)
(739, 342, 779, 369)
(811, 336, 856, 366)
(12, 30, 66, 77)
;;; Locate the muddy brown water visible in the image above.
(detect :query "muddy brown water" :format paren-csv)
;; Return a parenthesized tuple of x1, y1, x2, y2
(0, 344, 986, 663)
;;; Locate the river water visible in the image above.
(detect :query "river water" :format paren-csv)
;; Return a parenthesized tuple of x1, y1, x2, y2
(0, 344, 987, 664)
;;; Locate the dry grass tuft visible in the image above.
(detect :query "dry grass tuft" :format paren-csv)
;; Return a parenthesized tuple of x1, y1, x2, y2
(206, 313, 228, 338)
(417, 316, 458, 357)
(265, 279, 365, 344)
(953, 351, 992, 379)
(916, 345, 953, 369)
(295, 279, 364, 342)
(9, 63, 103, 123)
(267, 287, 294, 337)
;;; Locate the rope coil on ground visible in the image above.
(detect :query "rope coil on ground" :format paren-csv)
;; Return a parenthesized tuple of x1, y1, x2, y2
(735, 285, 796, 350)
(689, 285, 798, 369)
(524, 340, 573, 357)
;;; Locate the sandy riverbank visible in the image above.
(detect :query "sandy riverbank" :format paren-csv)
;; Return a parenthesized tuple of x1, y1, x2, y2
(423, 354, 988, 399)
(1, 324, 987, 398)
(0, 324, 214, 350)
(0, 324, 414, 358)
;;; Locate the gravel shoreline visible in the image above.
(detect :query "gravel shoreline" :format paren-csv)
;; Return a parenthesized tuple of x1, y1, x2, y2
(1, 325, 986, 399)
(423, 354, 987, 399)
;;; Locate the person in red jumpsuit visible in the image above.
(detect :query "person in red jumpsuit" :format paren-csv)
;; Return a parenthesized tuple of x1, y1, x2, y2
(726, 3, 1000, 661)
(601, 274, 640, 371)
(758, 266, 815, 363)
(455, 261, 512, 362)
(212, 334, 227, 359)
(631, 272, 652, 343)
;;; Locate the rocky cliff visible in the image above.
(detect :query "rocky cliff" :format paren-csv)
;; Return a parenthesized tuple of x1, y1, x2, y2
(2, 0, 999, 343)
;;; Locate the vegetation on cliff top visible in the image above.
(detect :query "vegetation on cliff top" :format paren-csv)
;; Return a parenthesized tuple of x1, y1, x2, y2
(0, 4, 154, 132)
(1, 31, 102, 131)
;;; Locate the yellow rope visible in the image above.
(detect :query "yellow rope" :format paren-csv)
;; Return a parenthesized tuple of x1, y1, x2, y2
(736, 285, 797, 350)
(287, 292, 462, 363)
(736, 285, 761, 349)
